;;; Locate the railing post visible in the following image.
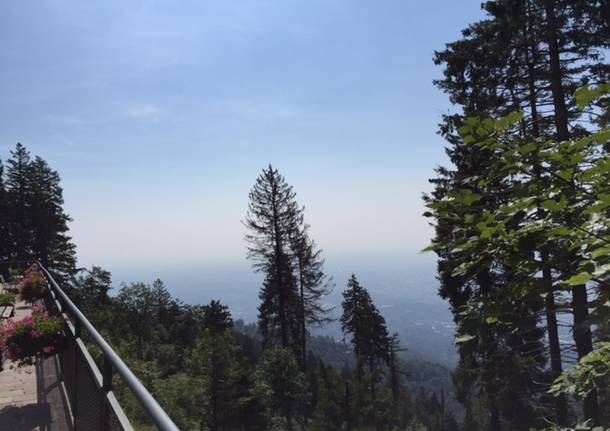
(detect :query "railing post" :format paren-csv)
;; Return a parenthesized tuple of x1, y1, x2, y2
(72, 319, 81, 431)
(73, 315, 81, 430)
(100, 355, 113, 430)
(103, 355, 113, 391)
(74, 318, 81, 338)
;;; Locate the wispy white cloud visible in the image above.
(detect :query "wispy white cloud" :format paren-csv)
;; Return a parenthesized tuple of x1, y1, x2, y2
(196, 98, 334, 125)
(203, 99, 301, 120)
(124, 103, 162, 120)
(41, 114, 90, 126)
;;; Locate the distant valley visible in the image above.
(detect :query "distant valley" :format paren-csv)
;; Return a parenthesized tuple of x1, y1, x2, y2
(106, 256, 459, 367)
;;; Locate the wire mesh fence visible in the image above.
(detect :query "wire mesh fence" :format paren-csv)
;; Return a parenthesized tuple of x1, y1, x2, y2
(56, 317, 131, 431)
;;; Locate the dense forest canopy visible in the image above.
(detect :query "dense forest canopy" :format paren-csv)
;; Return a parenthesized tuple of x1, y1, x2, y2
(1, 1, 609, 431)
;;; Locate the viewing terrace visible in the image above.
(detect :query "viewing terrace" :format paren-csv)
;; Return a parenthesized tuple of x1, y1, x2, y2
(0, 262, 180, 431)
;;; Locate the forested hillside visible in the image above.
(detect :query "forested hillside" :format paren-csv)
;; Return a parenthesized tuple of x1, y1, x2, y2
(66, 268, 460, 430)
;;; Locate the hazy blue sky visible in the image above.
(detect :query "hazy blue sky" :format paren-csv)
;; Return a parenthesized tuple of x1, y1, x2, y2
(0, 1, 484, 276)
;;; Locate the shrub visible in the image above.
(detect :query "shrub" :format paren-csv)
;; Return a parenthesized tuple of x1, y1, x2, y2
(17, 266, 46, 303)
(0, 292, 16, 306)
(0, 305, 64, 367)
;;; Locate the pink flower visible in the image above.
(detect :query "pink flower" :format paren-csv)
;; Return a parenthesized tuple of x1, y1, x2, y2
(0, 305, 63, 367)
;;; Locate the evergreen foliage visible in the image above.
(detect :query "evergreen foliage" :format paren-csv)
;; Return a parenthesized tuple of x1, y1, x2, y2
(308, 360, 344, 431)
(341, 274, 393, 428)
(245, 164, 332, 367)
(289, 223, 334, 366)
(0, 143, 76, 280)
(253, 346, 309, 430)
(428, 0, 610, 428)
(66, 267, 458, 431)
(188, 325, 253, 431)
(245, 165, 305, 356)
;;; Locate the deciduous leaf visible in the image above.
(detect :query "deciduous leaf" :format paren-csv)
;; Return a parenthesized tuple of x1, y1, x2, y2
(591, 247, 610, 259)
(420, 244, 437, 253)
(550, 226, 571, 236)
(575, 84, 610, 108)
(455, 334, 476, 344)
(454, 190, 482, 206)
(541, 200, 562, 212)
(598, 194, 610, 204)
(566, 273, 592, 286)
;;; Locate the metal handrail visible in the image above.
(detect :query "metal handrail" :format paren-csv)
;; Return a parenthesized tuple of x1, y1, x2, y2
(34, 262, 181, 431)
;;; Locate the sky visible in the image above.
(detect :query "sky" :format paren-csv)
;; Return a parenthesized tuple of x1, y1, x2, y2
(0, 1, 486, 295)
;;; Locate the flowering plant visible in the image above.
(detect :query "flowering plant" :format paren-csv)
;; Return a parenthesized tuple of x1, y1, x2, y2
(17, 266, 46, 303)
(0, 292, 16, 306)
(0, 305, 64, 367)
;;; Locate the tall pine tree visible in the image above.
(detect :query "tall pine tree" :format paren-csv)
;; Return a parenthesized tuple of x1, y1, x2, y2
(3, 143, 76, 279)
(0, 160, 10, 263)
(340, 274, 391, 428)
(245, 165, 304, 357)
(6, 143, 33, 262)
(245, 165, 332, 367)
(289, 223, 333, 367)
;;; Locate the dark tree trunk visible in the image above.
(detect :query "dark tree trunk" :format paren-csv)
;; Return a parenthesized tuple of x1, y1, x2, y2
(298, 263, 307, 368)
(368, 357, 376, 402)
(286, 412, 293, 431)
(544, 0, 598, 421)
(271, 181, 289, 349)
(344, 381, 352, 431)
(489, 400, 501, 431)
(211, 349, 219, 431)
(543, 260, 568, 425)
(543, 0, 570, 142)
(525, 5, 568, 419)
(572, 284, 599, 423)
